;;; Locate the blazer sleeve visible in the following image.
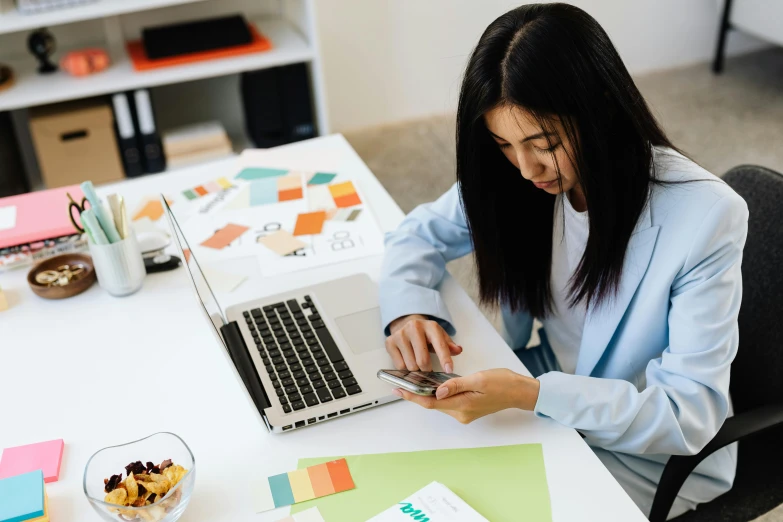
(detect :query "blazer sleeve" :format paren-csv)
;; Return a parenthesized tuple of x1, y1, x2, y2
(379, 183, 473, 335)
(534, 193, 749, 455)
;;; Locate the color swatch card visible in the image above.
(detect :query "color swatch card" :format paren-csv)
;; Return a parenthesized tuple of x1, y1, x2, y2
(0, 470, 45, 522)
(367, 482, 489, 522)
(291, 445, 552, 522)
(254, 459, 355, 514)
(200, 223, 249, 249)
(328, 181, 362, 208)
(259, 231, 307, 256)
(183, 177, 233, 200)
(236, 167, 289, 181)
(293, 211, 327, 236)
(307, 172, 337, 186)
(132, 197, 175, 222)
(224, 172, 305, 210)
(0, 439, 64, 483)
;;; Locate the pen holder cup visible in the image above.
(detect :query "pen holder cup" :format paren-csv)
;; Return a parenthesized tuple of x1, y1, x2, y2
(88, 232, 145, 297)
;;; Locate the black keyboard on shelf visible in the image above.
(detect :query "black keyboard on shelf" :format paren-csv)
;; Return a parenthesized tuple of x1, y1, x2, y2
(242, 295, 362, 414)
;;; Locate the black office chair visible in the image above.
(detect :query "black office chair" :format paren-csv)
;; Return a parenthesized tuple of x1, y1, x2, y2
(649, 165, 783, 522)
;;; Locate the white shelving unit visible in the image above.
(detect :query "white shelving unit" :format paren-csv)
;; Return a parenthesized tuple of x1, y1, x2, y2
(0, 18, 313, 112)
(0, 0, 211, 35)
(0, 0, 330, 188)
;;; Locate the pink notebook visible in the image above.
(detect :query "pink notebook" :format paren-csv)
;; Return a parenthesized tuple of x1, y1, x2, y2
(0, 185, 84, 249)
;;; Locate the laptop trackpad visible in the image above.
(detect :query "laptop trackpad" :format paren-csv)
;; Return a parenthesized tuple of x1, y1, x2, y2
(334, 308, 385, 355)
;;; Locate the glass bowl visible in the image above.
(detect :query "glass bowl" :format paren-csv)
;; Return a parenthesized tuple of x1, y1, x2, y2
(83, 432, 196, 522)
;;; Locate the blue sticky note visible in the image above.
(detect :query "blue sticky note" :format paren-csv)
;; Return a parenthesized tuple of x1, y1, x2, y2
(0, 470, 45, 522)
(268, 473, 295, 508)
(236, 167, 289, 181)
(308, 172, 337, 185)
(249, 178, 279, 206)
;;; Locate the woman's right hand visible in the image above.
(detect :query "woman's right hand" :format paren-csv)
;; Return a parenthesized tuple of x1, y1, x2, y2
(386, 314, 463, 374)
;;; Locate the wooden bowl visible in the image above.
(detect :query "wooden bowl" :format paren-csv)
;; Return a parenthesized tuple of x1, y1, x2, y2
(27, 253, 96, 299)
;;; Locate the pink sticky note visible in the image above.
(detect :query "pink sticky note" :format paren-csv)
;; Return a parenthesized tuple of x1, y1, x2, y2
(0, 439, 64, 483)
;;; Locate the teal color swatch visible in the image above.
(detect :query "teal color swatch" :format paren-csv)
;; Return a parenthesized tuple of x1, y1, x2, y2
(268, 473, 295, 508)
(249, 178, 279, 206)
(182, 189, 197, 200)
(0, 470, 45, 522)
(308, 172, 337, 185)
(236, 167, 289, 181)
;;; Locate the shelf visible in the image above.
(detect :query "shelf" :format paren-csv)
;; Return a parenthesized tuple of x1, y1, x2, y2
(0, 18, 313, 112)
(0, 0, 211, 36)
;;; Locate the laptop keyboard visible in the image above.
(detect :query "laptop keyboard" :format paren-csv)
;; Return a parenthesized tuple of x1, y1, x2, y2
(243, 295, 362, 414)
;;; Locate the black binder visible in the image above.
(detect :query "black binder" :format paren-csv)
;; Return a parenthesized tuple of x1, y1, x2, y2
(130, 89, 166, 174)
(111, 92, 144, 178)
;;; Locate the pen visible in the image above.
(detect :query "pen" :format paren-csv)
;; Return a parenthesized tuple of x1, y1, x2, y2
(80, 181, 121, 243)
(81, 209, 109, 245)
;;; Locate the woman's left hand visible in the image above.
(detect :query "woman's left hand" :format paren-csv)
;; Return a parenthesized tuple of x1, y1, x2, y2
(392, 368, 541, 424)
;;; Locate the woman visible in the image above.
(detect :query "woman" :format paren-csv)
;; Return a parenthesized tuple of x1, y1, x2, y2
(378, 3, 748, 519)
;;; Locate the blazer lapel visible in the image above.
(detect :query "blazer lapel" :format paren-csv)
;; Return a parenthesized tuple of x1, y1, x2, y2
(575, 207, 660, 376)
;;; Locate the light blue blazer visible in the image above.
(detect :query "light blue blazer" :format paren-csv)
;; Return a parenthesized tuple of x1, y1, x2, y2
(378, 149, 749, 516)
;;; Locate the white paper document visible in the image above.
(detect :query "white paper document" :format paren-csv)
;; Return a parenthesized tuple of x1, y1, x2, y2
(367, 482, 490, 522)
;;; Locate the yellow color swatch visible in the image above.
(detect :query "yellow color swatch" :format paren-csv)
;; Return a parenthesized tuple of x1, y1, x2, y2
(287, 469, 315, 503)
(217, 177, 232, 189)
(328, 181, 356, 199)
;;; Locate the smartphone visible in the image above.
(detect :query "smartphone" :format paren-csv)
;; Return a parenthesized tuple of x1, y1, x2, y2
(377, 369, 461, 396)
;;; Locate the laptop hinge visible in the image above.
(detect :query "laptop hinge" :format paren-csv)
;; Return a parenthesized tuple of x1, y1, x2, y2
(220, 321, 272, 431)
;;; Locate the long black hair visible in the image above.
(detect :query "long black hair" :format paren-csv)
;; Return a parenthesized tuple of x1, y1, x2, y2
(457, 3, 678, 317)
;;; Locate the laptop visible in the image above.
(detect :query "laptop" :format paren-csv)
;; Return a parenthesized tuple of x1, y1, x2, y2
(163, 199, 401, 433)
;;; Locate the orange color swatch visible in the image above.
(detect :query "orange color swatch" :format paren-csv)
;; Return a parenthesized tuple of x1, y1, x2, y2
(293, 211, 326, 236)
(279, 188, 303, 202)
(200, 224, 249, 249)
(194, 186, 208, 196)
(307, 463, 335, 498)
(328, 181, 362, 208)
(133, 200, 164, 221)
(183, 249, 191, 263)
(325, 459, 355, 493)
(333, 193, 361, 208)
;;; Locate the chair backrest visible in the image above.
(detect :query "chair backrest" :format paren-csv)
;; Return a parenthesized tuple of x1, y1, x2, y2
(723, 165, 783, 413)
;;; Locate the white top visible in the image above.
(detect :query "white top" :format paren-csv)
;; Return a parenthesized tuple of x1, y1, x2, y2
(542, 193, 590, 374)
(0, 136, 645, 522)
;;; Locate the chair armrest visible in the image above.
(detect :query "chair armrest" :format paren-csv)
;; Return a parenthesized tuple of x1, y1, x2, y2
(648, 403, 783, 522)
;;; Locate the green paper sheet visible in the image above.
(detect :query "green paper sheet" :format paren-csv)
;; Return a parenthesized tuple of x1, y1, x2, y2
(291, 444, 552, 522)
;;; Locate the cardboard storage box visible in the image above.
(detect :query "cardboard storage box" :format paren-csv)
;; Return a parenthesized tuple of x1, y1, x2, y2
(29, 100, 125, 188)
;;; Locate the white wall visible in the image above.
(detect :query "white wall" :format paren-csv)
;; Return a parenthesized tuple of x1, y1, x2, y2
(314, 0, 768, 132)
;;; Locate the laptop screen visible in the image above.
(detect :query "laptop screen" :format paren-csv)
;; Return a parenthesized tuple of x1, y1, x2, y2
(162, 197, 228, 343)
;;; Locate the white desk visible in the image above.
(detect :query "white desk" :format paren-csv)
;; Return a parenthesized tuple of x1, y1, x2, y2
(0, 135, 646, 522)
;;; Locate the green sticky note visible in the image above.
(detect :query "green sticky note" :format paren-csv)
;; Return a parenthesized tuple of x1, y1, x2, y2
(308, 172, 337, 185)
(236, 167, 289, 181)
(291, 444, 552, 522)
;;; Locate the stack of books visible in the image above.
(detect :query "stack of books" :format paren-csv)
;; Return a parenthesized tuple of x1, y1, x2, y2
(163, 121, 233, 168)
(0, 185, 88, 272)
